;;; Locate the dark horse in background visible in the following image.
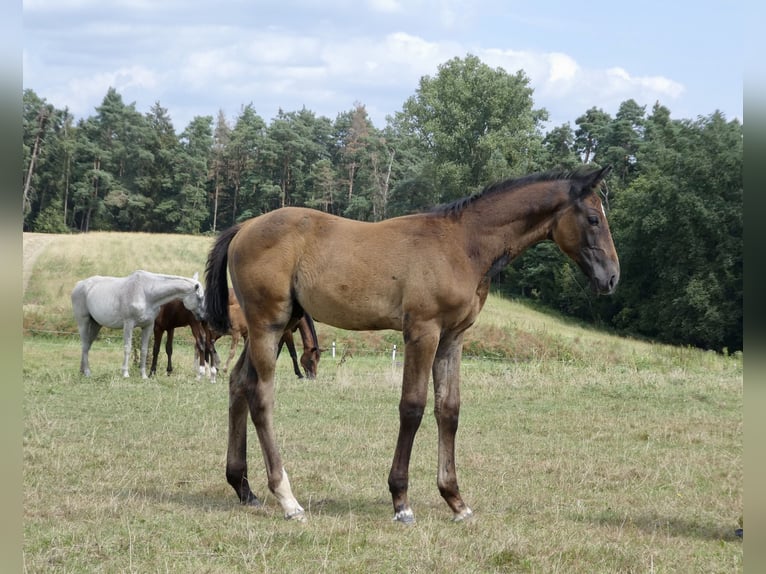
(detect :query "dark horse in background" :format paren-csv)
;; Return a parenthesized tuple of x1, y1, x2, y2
(211, 287, 321, 379)
(204, 166, 620, 523)
(150, 298, 219, 382)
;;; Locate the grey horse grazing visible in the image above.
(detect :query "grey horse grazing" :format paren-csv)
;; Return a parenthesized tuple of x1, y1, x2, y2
(71, 270, 205, 378)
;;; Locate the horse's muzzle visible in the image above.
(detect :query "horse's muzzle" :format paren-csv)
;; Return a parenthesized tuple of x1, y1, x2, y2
(591, 270, 619, 295)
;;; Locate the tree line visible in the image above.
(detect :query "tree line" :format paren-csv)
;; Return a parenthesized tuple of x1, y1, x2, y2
(22, 54, 742, 352)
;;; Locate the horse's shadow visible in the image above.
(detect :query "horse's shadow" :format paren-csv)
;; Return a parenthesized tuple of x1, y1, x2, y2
(136, 484, 391, 520)
(581, 509, 742, 542)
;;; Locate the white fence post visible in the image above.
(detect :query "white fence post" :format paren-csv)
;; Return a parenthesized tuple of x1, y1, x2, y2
(332, 341, 336, 359)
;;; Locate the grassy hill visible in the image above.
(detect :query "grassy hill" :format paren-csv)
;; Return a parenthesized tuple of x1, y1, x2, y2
(23, 231, 733, 374)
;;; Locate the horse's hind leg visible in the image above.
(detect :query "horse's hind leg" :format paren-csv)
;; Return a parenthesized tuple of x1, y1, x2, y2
(165, 328, 175, 374)
(226, 348, 261, 506)
(150, 326, 163, 376)
(77, 316, 101, 376)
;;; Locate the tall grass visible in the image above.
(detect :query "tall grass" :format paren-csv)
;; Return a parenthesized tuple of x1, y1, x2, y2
(23, 232, 742, 572)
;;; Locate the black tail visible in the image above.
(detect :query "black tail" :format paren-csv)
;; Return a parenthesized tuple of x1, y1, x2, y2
(204, 223, 242, 334)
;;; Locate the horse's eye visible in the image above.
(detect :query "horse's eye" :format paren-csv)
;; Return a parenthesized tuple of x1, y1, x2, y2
(588, 215, 599, 226)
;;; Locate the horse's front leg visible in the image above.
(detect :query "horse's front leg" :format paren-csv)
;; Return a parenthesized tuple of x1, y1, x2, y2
(281, 333, 303, 379)
(121, 321, 135, 377)
(139, 326, 152, 379)
(388, 323, 439, 524)
(226, 349, 261, 506)
(206, 336, 219, 383)
(191, 325, 205, 380)
(433, 333, 473, 522)
(246, 330, 305, 521)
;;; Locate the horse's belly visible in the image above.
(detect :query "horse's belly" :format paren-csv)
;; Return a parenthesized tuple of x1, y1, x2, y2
(301, 292, 401, 331)
(88, 309, 125, 329)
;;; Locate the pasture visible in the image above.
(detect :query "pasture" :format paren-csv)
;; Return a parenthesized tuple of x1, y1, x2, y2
(23, 232, 742, 572)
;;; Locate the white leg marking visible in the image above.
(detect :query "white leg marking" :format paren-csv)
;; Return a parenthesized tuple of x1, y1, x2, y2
(273, 469, 305, 521)
(393, 507, 416, 524)
(452, 507, 474, 522)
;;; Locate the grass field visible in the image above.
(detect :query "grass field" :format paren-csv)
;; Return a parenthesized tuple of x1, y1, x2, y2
(23, 232, 743, 572)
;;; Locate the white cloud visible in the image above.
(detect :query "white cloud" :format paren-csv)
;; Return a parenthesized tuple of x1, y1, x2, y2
(36, 65, 159, 117)
(22, 6, 692, 130)
(606, 67, 684, 98)
(546, 52, 579, 84)
(478, 47, 685, 124)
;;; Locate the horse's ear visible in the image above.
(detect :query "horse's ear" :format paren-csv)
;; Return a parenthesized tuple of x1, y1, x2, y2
(192, 271, 199, 281)
(572, 165, 612, 199)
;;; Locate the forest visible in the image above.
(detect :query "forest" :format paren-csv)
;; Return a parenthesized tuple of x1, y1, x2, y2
(22, 55, 743, 352)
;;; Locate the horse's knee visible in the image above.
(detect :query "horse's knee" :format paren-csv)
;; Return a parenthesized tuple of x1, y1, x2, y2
(435, 404, 460, 434)
(399, 401, 425, 430)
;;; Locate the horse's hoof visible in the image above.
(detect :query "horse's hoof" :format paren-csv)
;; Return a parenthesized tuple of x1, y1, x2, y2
(452, 507, 474, 523)
(393, 508, 416, 525)
(241, 493, 262, 507)
(285, 509, 307, 523)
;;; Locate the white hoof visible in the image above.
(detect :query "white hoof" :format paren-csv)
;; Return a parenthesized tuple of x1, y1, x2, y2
(393, 508, 416, 524)
(452, 507, 474, 522)
(285, 509, 307, 522)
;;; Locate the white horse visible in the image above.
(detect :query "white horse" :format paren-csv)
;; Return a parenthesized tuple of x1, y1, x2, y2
(71, 270, 205, 378)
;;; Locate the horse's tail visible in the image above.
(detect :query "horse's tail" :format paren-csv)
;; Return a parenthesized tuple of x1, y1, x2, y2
(204, 223, 242, 334)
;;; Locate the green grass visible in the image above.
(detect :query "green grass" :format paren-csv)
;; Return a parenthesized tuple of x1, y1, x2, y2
(23, 232, 743, 572)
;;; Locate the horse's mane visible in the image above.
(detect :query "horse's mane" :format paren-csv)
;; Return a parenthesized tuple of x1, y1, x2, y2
(430, 166, 601, 218)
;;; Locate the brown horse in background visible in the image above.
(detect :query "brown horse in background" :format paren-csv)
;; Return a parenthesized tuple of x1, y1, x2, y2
(278, 312, 321, 379)
(204, 166, 620, 523)
(214, 288, 320, 379)
(150, 298, 219, 382)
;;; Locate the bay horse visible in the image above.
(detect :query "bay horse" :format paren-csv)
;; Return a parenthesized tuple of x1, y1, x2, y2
(204, 166, 619, 523)
(149, 298, 219, 382)
(218, 288, 321, 379)
(71, 270, 205, 379)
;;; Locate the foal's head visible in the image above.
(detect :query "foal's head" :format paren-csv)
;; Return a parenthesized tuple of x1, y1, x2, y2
(550, 166, 620, 295)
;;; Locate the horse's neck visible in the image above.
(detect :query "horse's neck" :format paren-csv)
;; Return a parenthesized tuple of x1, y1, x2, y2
(462, 184, 568, 273)
(146, 276, 194, 306)
(297, 317, 317, 349)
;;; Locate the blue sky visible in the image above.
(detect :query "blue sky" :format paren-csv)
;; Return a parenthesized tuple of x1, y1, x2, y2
(22, 0, 743, 132)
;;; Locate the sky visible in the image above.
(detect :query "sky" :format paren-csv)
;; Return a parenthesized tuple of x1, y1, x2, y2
(22, 0, 743, 133)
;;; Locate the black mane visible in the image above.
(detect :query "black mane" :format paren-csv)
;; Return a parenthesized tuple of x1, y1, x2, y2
(430, 166, 603, 218)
